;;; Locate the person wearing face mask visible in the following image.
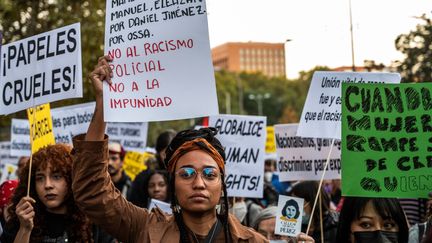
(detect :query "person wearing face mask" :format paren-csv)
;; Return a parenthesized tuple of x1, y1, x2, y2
(290, 181, 339, 243)
(408, 191, 432, 243)
(336, 197, 409, 243)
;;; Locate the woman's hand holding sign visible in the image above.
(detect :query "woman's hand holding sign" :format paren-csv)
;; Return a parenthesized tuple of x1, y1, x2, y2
(85, 55, 113, 141)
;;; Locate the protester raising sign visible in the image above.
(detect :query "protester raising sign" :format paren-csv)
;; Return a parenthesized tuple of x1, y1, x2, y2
(103, 0, 218, 122)
(209, 114, 266, 198)
(297, 72, 400, 139)
(342, 82, 432, 198)
(0, 23, 82, 115)
(274, 124, 341, 181)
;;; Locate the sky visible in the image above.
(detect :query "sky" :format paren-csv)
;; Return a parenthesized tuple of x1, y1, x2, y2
(206, 0, 431, 78)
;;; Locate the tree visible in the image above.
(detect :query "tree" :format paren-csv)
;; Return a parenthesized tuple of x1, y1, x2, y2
(395, 13, 432, 83)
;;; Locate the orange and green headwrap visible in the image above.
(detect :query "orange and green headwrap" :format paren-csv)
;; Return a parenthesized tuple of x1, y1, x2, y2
(166, 137, 225, 173)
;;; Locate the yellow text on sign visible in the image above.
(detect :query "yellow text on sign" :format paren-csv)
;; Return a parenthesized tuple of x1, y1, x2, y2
(27, 104, 55, 154)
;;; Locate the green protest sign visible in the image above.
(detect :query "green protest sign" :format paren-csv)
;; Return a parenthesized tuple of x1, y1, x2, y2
(342, 82, 432, 198)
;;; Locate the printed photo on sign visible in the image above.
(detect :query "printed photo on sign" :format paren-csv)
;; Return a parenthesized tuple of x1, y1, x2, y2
(209, 114, 266, 198)
(0, 23, 82, 115)
(342, 82, 432, 198)
(274, 124, 341, 181)
(297, 71, 400, 139)
(275, 195, 304, 237)
(103, 0, 218, 122)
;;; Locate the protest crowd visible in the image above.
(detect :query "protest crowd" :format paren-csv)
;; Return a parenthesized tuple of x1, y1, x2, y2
(0, 1, 432, 243)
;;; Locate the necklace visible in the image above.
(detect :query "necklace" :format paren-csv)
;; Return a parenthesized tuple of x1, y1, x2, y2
(190, 220, 220, 243)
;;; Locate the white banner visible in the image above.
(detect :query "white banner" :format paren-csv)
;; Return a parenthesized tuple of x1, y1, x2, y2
(275, 195, 304, 237)
(51, 102, 95, 144)
(297, 72, 400, 139)
(0, 23, 82, 115)
(0, 142, 19, 165)
(103, 0, 218, 122)
(10, 102, 149, 155)
(274, 124, 341, 181)
(10, 119, 31, 157)
(106, 122, 148, 152)
(209, 114, 266, 198)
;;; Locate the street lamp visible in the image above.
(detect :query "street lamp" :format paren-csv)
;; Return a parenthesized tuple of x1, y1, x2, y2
(248, 93, 271, 116)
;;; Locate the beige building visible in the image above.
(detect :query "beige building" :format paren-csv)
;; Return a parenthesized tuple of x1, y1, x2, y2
(211, 42, 286, 78)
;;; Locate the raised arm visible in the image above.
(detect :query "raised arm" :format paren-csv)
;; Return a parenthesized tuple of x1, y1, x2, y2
(85, 55, 112, 141)
(72, 56, 155, 242)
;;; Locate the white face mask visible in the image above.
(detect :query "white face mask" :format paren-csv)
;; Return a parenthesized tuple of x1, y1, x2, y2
(264, 172, 273, 182)
(270, 240, 288, 243)
(229, 201, 247, 222)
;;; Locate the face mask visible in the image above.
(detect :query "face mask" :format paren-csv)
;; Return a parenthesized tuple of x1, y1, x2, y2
(353, 230, 399, 243)
(270, 240, 288, 243)
(301, 212, 310, 225)
(229, 201, 247, 222)
(264, 172, 273, 182)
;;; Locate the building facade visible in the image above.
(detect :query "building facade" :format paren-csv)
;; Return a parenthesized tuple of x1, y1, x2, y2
(211, 42, 285, 78)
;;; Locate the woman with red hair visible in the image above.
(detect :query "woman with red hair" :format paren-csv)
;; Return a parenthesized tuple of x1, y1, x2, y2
(1, 144, 93, 242)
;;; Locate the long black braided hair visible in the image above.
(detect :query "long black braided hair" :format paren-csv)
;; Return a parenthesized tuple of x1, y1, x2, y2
(164, 127, 233, 243)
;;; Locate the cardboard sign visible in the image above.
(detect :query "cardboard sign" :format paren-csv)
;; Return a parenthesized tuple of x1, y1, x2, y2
(265, 126, 276, 154)
(0, 142, 19, 165)
(209, 114, 266, 198)
(342, 82, 432, 198)
(274, 124, 341, 181)
(27, 104, 55, 154)
(297, 72, 400, 139)
(10, 119, 31, 157)
(122, 151, 149, 181)
(0, 163, 18, 184)
(149, 198, 172, 214)
(0, 23, 82, 115)
(106, 122, 148, 152)
(103, 0, 218, 122)
(275, 195, 304, 237)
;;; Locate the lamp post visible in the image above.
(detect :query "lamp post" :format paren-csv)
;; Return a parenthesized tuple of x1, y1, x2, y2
(248, 93, 271, 116)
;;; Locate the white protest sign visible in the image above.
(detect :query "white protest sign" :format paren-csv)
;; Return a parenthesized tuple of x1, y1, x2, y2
(10, 105, 149, 154)
(209, 114, 266, 198)
(0, 142, 19, 165)
(106, 122, 148, 152)
(51, 102, 95, 144)
(275, 195, 304, 237)
(297, 72, 400, 139)
(103, 0, 218, 122)
(149, 198, 172, 214)
(10, 119, 31, 157)
(274, 124, 341, 181)
(0, 23, 82, 115)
